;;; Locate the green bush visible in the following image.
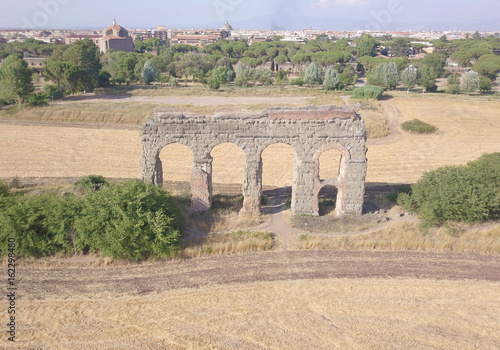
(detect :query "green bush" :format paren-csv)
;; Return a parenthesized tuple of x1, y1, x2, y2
(0, 194, 78, 257)
(0, 179, 183, 260)
(74, 175, 109, 193)
(73, 180, 182, 260)
(351, 85, 384, 100)
(290, 78, 304, 86)
(446, 84, 461, 94)
(397, 153, 500, 226)
(27, 92, 48, 107)
(387, 186, 411, 202)
(0, 180, 9, 197)
(42, 84, 60, 100)
(401, 119, 437, 134)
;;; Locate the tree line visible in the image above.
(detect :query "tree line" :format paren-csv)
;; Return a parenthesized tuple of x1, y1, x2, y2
(1, 32, 500, 107)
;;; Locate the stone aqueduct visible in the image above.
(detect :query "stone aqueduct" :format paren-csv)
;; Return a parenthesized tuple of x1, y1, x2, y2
(141, 105, 368, 216)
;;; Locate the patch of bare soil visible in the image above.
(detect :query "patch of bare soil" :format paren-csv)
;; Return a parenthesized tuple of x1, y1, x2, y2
(18, 251, 500, 300)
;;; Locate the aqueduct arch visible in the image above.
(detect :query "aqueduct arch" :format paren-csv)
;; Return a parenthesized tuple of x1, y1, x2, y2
(141, 105, 367, 216)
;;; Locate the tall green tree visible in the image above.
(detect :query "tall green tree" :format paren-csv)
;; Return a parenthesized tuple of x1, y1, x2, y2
(0, 54, 33, 108)
(422, 53, 446, 77)
(370, 62, 399, 90)
(63, 39, 102, 91)
(418, 65, 438, 92)
(357, 34, 377, 57)
(390, 38, 411, 57)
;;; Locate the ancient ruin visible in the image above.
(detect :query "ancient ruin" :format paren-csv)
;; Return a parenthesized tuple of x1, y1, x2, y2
(141, 105, 367, 216)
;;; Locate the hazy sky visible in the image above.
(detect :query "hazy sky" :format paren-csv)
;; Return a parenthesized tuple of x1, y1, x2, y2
(1, 0, 499, 29)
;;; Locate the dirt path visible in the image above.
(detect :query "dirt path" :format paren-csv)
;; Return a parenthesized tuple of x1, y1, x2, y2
(19, 251, 500, 301)
(258, 188, 303, 251)
(55, 94, 315, 107)
(366, 100, 404, 146)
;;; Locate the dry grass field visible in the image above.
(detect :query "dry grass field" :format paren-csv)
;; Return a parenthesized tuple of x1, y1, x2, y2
(2, 95, 499, 187)
(2, 91, 500, 349)
(11, 279, 500, 350)
(7, 250, 500, 350)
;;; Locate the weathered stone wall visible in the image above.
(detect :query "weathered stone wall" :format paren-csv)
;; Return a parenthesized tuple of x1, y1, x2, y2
(141, 105, 367, 216)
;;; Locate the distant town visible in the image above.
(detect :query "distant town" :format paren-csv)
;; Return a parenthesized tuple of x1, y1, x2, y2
(1, 20, 499, 51)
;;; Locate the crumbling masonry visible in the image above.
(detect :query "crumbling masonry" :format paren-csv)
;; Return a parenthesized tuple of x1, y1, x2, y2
(141, 105, 367, 216)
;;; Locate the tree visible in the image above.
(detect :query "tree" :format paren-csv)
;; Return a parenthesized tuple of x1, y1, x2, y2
(472, 54, 500, 80)
(234, 63, 254, 87)
(303, 61, 322, 86)
(169, 76, 179, 87)
(446, 73, 460, 94)
(422, 53, 446, 77)
(357, 34, 377, 57)
(479, 75, 492, 92)
(323, 66, 340, 90)
(338, 65, 357, 90)
(141, 60, 157, 85)
(370, 62, 399, 90)
(400, 65, 418, 92)
(43, 58, 67, 97)
(207, 66, 232, 90)
(450, 51, 472, 67)
(63, 39, 101, 91)
(461, 70, 480, 96)
(0, 55, 33, 108)
(418, 65, 438, 92)
(390, 38, 411, 57)
(63, 62, 81, 94)
(274, 68, 288, 85)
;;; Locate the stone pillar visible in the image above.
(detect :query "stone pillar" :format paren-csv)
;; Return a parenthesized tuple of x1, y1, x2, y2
(141, 149, 162, 185)
(189, 156, 213, 212)
(343, 159, 367, 215)
(291, 155, 315, 215)
(241, 154, 262, 215)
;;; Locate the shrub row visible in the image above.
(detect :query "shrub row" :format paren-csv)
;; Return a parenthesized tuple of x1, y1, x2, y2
(397, 153, 500, 226)
(351, 85, 384, 100)
(0, 179, 183, 260)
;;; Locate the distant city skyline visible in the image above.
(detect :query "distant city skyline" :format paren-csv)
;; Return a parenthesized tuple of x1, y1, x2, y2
(1, 0, 499, 31)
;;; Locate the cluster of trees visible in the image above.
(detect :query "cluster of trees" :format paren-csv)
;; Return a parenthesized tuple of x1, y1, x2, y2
(0, 178, 183, 260)
(0, 38, 56, 59)
(397, 153, 500, 226)
(361, 53, 448, 92)
(1, 32, 500, 108)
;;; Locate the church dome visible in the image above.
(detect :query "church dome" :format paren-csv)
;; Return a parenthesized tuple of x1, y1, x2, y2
(221, 21, 233, 31)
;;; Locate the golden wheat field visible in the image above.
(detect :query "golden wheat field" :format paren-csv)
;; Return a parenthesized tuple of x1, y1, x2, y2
(10, 278, 500, 349)
(2, 93, 500, 350)
(1, 96, 500, 187)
